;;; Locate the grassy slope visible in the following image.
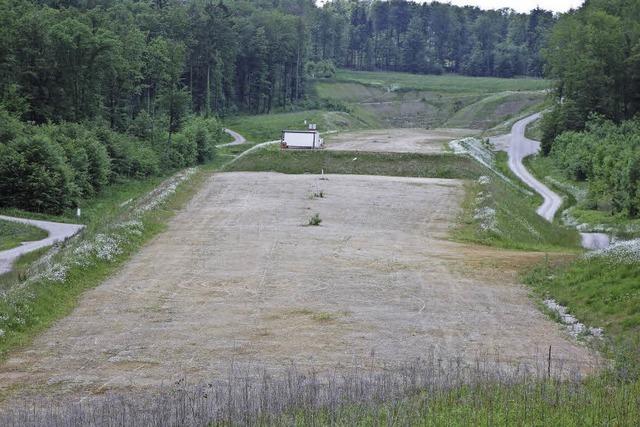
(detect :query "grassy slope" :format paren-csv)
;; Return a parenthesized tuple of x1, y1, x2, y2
(452, 175, 580, 252)
(334, 70, 551, 93)
(223, 109, 378, 143)
(0, 220, 48, 251)
(519, 121, 640, 377)
(224, 145, 485, 180)
(522, 143, 640, 346)
(526, 255, 640, 340)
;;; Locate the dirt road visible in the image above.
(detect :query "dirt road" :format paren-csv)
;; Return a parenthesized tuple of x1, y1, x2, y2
(219, 128, 247, 147)
(0, 172, 596, 401)
(503, 114, 610, 250)
(0, 215, 83, 274)
(325, 128, 476, 154)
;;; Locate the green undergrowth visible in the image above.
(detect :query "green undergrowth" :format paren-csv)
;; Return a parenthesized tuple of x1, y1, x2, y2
(274, 378, 640, 426)
(0, 157, 226, 359)
(525, 154, 640, 237)
(223, 145, 485, 180)
(0, 220, 48, 251)
(0, 177, 165, 227)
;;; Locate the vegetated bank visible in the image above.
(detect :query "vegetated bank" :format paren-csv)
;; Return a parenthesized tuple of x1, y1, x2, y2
(518, 0, 640, 378)
(0, 220, 48, 252)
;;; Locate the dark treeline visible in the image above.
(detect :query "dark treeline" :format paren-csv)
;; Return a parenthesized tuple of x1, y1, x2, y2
(0, 0, 557, 129)
(541, 0, 640, 146)
(0, 0, 313, 126)
(310, 0, 555, 77)
(0, 0, 567, 215)
(540, 0, 640, 218)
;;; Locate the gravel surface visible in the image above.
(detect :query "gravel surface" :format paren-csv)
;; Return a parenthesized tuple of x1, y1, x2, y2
(0, 215, 84, 274)
(0, 173, 596, 401)
(325, 128, 477, 154)
(219, 128, 247, 147)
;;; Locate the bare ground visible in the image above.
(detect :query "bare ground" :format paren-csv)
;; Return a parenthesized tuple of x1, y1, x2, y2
(325, 128, 477, 154)
(0, 172, 596, 402)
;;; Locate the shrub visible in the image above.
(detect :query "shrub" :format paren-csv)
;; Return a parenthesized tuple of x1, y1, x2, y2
(179, 116, 223, 164)
(308, 213, 322, 226)
(96, 127, 160, 180)
(0, 107, 24, 143)
(0, 135, 76, 214)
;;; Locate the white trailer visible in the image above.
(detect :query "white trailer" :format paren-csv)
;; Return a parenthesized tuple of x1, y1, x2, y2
(281, 129, 324, 149)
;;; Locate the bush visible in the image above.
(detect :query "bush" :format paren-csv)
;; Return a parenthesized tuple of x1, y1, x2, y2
(308, 213, 322, 226)
(0, 107, 24, 143)
(179, 116, 223, 164)
(549, 117, 640, 217)
(0, 135, 76, 214)
(162, 133, 198, 169)
(96, 127, 160, 180)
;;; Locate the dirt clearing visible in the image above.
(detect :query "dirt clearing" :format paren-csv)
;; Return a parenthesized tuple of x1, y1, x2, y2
(0, 172, 595, 400)
(325, 128, 476, 154)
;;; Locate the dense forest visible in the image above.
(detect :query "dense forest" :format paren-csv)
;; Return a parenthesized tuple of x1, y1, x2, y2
(541, 0, 640, 218)
(311, 1, 555, 77)
(0, 0, 556, 214)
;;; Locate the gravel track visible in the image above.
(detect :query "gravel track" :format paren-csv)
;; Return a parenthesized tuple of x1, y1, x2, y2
(503, 114, 610, 250)
(219, 128, 247, 147)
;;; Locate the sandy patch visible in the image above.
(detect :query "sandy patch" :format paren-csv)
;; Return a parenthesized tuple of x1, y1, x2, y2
(325, 128, 477, 154)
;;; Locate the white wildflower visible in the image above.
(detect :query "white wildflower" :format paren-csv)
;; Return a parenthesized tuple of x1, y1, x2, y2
(94, 234, 122, 261)
(585, 238, 640, 263)
(478, 175, 491, 185)
(544, 299, 603, 339)
(474, 206, 498, 233)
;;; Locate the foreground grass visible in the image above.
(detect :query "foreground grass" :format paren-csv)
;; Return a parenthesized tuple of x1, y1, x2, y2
(4, 362, 638, 425)
(224, 145, 486, 180)
(279, 379, 640, 426)
(0, 220, 48, 251)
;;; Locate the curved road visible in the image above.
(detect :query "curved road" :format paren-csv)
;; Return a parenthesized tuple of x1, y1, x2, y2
(219, 128, 247, 147)
(0, 215, 84, 274)
(506, 114, 609, 250)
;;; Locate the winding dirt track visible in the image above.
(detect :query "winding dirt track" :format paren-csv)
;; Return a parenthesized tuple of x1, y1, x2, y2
(219, 128, 247, 147)
(0, 216, 83, 274)
(504, 114, 610, 249)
